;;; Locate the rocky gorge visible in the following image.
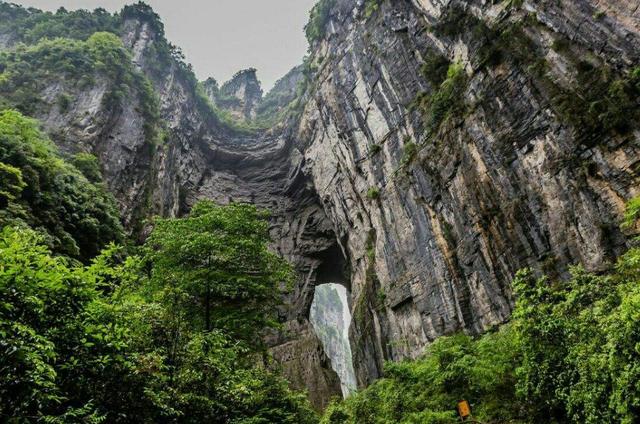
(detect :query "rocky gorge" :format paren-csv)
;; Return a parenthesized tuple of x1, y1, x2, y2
(0, 0, 639, 411)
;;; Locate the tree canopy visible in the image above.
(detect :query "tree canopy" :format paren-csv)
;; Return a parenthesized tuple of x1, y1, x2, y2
(0, 109, 123, 261)
(0, 208, 314, 423)
(144, 201, 292, 343)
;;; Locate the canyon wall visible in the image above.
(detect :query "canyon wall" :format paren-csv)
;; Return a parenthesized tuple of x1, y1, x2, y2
(295, 0, 640, 388)
(1, 0, 638, 409)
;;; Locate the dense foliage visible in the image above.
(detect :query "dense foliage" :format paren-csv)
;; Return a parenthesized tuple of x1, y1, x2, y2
(2, 2, 639, 423)
(512, 260, 640, 423)
(144, 201, 292, 343)
(0, 202, 316, 423)
(0, 109, 123, 261)
(0, 31, 160, 142)
(0, 2, 119, 44)
(322, 327, 519, 424)
(321, 202, 640, 423)
(305, 0, 336, 44)
(0, 102, 312, 422)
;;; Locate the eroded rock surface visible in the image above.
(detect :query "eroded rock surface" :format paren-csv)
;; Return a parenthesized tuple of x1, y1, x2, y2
(293, 0, 640, 387)
(2, 0, 638, 409)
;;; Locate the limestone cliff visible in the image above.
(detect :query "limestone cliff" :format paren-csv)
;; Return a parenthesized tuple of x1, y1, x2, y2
(1, 0, 638, 410)
(299, 0, 639, 387)
(202, 69, 264, 121)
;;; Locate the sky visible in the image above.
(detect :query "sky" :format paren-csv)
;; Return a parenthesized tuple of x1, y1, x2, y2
(11, 0, 317, 91)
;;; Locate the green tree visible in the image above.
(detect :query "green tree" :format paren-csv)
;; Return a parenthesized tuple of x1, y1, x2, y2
(0, 109, 124, 261)
(0, 226, 104, 422)
(0, 224, 316, 423)
(70, 152, 103, 184)
(144, 201, 292, 343)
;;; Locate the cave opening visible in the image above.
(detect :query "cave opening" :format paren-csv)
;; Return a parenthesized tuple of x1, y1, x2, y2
(310, 283, 357, 397)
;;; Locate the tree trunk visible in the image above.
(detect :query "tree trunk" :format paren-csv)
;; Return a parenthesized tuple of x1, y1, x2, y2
(205, 281, 211, 332)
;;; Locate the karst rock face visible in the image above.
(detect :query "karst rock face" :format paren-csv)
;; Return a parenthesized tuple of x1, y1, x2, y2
(201, 70, 264, 121)
(2, 0, 639, 410)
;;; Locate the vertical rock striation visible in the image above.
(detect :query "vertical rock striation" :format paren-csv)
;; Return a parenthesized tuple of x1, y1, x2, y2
(293, 0, 640, 387)
(1, 0, 638, 409)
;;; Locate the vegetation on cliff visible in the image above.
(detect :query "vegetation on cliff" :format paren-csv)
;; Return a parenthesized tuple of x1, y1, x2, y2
(1, 1, 639, 422)
(0, 30, 161, 144)
(432, 4, 640, 141)
(322, 201, 640, 424)
(2, 108, 638, 423)
(305, 0, 335, 45)
(0, 109, 123, 261)
(0, 3, 120, 44)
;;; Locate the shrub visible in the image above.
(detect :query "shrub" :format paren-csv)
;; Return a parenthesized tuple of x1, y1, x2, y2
(551, 64, 640, 137)
(623, 196, 640, 229)
(401, 140, 418, 165)
(421, 51, 451, 87)
(0, 162, 25, 207)
(593, 10, 606, 19)
(363, 0, 381, 19)
(427, 63, 467, 129)
(370, 143, 382, 155)
(56, 93, 72, 113)
(411, 62, 467, 137)
(366, 187, 380, 200)
(70, 152, 103, 183)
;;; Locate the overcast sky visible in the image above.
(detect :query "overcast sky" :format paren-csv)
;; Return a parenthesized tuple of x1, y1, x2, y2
(11, 0, 317, 91)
